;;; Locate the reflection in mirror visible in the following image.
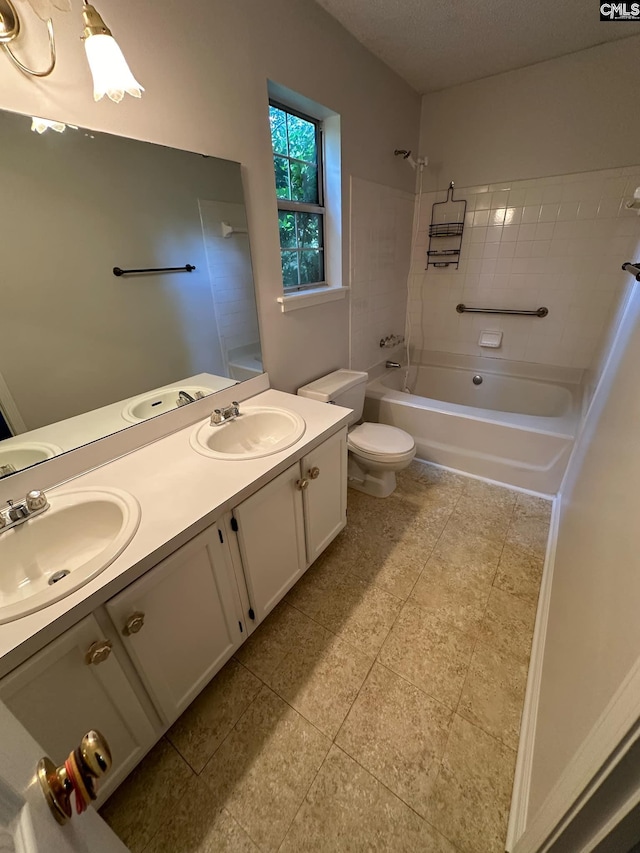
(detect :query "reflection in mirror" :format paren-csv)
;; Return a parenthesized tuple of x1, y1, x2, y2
(0, 109, 263, 478)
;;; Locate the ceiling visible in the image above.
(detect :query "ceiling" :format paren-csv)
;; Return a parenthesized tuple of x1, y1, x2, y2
(314, 0, 635, 93)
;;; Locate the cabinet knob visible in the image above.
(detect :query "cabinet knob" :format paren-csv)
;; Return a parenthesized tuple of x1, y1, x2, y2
(296, 478, 309, 491)
(307, 467, 320, 480)
(123, 612, 145, 636)
(85, 640, 112, 666)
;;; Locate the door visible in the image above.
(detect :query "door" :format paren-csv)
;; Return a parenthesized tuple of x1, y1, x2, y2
(106, 525, 245, 725)
(0, 700, 127, 852)
(301, 429, 347, 563)
(0, 614, 157, 807)
(233, 462, 306, 625)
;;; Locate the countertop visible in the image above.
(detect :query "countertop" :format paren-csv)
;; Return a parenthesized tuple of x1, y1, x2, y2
(0, 389, 351, 677)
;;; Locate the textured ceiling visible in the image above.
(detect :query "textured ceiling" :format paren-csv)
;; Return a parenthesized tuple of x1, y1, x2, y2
(314, 0, 635, 93)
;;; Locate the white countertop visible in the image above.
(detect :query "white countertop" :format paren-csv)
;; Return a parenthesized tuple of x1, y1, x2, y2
(0, 389, 351, 677)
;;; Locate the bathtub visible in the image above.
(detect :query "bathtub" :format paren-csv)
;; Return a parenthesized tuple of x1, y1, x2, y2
(363, 355, 583, 494)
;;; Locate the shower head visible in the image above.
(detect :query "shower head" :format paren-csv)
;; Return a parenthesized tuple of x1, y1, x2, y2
(394, 149, 428, 171)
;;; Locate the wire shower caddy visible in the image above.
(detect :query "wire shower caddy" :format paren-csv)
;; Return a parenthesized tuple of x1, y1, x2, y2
(426, 181, 467, 269)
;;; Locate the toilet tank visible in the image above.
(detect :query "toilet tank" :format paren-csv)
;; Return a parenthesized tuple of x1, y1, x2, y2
(297, 369, 368, 425)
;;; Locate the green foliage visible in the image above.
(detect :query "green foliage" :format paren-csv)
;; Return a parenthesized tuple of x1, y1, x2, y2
(270, 104, 323, 287)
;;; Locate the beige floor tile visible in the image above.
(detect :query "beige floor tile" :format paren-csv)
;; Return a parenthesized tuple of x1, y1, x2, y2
(100, 739, 193, 853)
(200, 686, 329, 852)
(506, 513, 550, 559)
(431, 523, 504, 582)
(463, 478, 518, 512)
(514, 493, 553, 521)
(267, 624, 373, 738)
(410, 560, 493, 637)
(494, 542, 544, 605)
(234, 601, 319, 682)
(410, 525, 503, 634)
(167, 659, 262, 773)
(280, 745, 458, 853)
(448, 495, 514, 542)
(459, 641, 528, 749)
(378, 600, 475, 709)
(425, 715, 516, 853)
(478, 587, 537, 663)
(324, 528, 426, 599)
(144, 777, 259, 853)
(286, 559, 402, 657)
(336, 663, 451, 815)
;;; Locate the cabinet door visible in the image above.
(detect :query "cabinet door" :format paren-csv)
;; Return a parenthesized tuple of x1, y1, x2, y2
(0, 614, 157, 805)
(302, 428, 347, 563)
(106, 525, 244, 726)
(234, 462, 306, 625)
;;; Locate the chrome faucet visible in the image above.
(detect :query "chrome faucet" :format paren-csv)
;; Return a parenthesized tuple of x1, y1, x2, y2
(385, 361, 402, 369)
(0, 490, 49, 533)
(210, 402, 240, 426)
(177, 390, 205, 407)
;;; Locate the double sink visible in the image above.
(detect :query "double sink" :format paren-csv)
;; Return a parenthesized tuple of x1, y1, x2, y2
(0, 406, 306, 624)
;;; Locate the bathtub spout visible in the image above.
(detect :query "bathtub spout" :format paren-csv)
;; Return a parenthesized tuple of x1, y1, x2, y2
(386, 361, 402, 369)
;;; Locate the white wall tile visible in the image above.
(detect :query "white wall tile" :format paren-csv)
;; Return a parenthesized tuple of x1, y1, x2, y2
(409, 165, 640, 368)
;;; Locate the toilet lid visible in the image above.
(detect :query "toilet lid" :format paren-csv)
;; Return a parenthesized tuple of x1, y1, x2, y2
(348, 423, 415, 456)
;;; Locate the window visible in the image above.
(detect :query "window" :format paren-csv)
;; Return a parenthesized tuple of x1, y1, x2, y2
(269, 101, 325, 290)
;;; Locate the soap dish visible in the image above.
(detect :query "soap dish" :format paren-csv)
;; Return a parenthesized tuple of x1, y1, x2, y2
(478, 330, 503, 348)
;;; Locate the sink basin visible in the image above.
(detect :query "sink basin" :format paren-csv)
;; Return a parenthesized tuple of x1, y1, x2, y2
(122, 386, 215, 423)
(0, 442, 62, 476)
(190, 406, 306, 460)
(0, 487, 140, 624)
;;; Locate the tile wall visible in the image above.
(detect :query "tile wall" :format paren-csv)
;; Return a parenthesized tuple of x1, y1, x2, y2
(408, 166, 640, 368)
(349, 177, 415, 372)
(199, 200, 260, 372)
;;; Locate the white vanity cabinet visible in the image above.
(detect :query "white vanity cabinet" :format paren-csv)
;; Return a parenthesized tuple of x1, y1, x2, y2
(230, 428, 347, 626)
(300, 429, 348, 563)
(105, 525, 245, 726)
(0, 423, 348, 805)
(0, 613, 158, 803)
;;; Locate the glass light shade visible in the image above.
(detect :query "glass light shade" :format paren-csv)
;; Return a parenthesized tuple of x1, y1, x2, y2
(84, 33, 143, 103)
(31, 116, 66, 133)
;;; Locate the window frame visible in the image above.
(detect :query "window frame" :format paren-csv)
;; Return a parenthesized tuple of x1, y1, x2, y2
(269, 99, 327, 292)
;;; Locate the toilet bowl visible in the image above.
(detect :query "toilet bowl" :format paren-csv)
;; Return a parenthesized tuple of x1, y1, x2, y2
(297, 369, 416, 498)
(347, 422, 416, 497)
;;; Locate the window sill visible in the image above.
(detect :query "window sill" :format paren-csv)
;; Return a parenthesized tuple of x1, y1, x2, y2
(276, 286, 349, 313)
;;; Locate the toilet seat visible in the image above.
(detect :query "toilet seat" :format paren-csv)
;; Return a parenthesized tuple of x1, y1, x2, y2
(348, 422, 415, 461)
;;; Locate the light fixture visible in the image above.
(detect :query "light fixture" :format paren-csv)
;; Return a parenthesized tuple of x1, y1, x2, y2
(0, 0, 56, 77)
(31, 116, 66, 133)
(81, 0, 143, 103)
(30, 116, 78, 133)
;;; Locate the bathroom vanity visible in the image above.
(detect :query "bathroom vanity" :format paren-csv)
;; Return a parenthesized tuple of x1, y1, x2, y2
(0, 387, 350, 803)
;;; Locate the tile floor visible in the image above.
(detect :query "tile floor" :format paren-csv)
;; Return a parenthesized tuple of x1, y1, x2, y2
(101, 461, 552, 853)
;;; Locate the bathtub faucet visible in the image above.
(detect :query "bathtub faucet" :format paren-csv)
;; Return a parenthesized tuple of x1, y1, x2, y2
(385, 361, 402, 369)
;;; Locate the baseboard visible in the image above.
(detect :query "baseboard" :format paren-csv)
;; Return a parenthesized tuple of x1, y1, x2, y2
(506, 493, 562, 850)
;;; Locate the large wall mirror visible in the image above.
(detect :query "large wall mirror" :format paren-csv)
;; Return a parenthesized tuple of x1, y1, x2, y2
(0, 109, 263, 479)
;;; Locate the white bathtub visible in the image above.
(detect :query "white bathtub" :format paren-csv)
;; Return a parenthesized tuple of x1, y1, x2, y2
(363, 356, 583, 494)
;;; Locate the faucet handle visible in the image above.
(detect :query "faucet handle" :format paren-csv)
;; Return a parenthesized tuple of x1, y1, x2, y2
(26, 490, 48, 512)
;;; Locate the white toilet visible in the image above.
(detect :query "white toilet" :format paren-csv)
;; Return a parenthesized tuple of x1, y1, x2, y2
(298, 369, 416, 498)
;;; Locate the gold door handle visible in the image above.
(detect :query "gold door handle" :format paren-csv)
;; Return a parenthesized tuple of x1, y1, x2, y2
(123, 611, 145, 636)
(296, 478, 309, 491)
(307, 467, 320, 479)
(38, 730, 112, 825)
(85, 640, 112, 666)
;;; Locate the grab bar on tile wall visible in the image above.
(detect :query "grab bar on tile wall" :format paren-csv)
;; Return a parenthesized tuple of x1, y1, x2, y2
(622, 262, 640, 281)
(456, 304, 549, 317)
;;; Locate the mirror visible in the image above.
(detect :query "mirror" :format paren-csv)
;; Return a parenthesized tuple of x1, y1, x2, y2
(0, 109, 263, 478)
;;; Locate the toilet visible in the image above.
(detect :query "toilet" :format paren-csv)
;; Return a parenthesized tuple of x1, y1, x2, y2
(298, 369, 416, 498)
